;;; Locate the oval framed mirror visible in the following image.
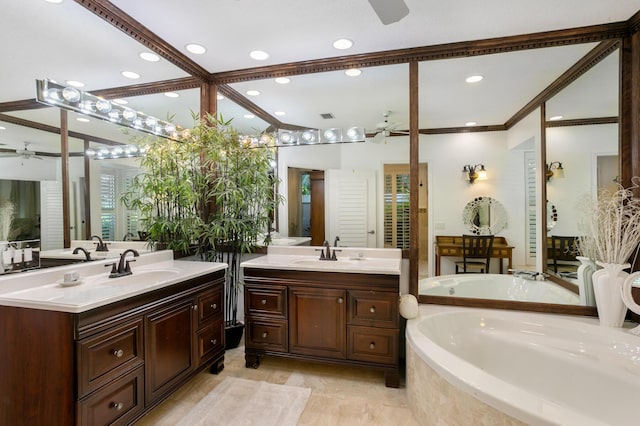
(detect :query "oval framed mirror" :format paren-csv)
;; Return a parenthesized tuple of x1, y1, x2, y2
(462, 196, 508, 235)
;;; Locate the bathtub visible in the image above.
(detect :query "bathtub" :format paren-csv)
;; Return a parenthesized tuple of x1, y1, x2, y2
(419, 274, 581, 305)
(406, 305, 640, 426)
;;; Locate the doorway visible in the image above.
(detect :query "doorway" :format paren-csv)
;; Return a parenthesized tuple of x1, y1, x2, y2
(288, 168, 325, 245)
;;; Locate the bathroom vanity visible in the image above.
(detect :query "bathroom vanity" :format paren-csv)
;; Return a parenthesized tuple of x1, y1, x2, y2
(0, 251, 226, 425)
(240, 246, 402, 387)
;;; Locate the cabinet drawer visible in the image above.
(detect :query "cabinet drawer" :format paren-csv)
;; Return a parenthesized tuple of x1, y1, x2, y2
(197, 287, 223, 327)
(197, 319, 224, 365)
(78, 366, 144, 426)
(77, 318, 144, 397)
(245, 285, 287, 318)
(246, 318, 288, 352)
(347, 291, 398, 328)
(347, 326, 398, 365)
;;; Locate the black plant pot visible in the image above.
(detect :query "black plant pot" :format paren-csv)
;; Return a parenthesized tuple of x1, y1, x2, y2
(225, 321, 245, 349)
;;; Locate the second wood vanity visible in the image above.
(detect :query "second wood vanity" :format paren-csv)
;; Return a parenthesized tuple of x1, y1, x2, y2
(241, 246, 402, 388)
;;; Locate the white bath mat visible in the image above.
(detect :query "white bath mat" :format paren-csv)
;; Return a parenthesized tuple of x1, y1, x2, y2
(177, 377, 311, 426)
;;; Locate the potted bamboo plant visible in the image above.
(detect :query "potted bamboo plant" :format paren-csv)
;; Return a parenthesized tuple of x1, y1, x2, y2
(196, 113, 281, 348)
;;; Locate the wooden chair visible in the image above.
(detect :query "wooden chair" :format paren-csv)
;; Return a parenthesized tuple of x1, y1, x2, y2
(548, 236, 579, 273)
(454, 234, 495, 274)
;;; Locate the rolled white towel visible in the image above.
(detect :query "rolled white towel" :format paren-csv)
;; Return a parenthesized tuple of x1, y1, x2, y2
(399, 293, 419, 319)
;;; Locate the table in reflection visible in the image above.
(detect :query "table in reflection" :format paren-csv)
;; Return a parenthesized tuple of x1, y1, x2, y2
(434, 235, 514, 275)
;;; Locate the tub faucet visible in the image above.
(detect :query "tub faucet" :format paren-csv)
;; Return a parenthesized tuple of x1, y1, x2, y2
(72, 247, 92, 262)
(123, 232, 135, 241)
(91, 235, 109, 252)
(107, 249, 139, 278)
(509, 269, 545, 280)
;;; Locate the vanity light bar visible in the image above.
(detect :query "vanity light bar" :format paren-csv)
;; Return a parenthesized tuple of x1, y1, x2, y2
(35, 79, 184, 141)
(85, 144, 148, 160)
(275, 127, 365, 147)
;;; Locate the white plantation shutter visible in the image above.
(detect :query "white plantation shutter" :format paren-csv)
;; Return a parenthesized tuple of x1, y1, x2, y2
(525, 151, 537, 260)
(40, 180, 63, 250)
(335, 179, 368, 247)
(100, 173, 115, 241)
(383, 166, 410, 250)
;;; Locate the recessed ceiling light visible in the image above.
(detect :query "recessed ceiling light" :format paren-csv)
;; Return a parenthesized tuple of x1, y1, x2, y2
(65, 80, 84, 88)
(274, 111, 286, 116)
(549, 115, 564, 121)
(186, 43, 207, 54)
(465, 121, 477, 126)
(333, 38, 353, 50)
(139, 52, 160, 62)
(164, 92, 180, 98)
(0, 126, 6, 130)
(275, 77, 290, 84)
(76, 117, 90, 123)
(466, 75, 483, 83)
(249, 50, 269, 60)
(244, 114, 255, 119)
(121, 71, 140, 79)
(112, 99, 128, 105)
(44, 0, 63, 3)
(246, 90, 260, 96)
(217, 94, 225, 101)
(345, 68, 362, 77)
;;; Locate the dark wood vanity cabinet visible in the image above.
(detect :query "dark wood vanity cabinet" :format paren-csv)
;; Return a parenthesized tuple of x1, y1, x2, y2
(243, 268, 400, 388)
(0, 269, 225, 425)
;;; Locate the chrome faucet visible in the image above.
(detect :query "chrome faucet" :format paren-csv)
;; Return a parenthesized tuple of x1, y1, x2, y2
(107, 249, 139, 278)
(509, 269, 546, 281)
(91, 235, 109, 252)
(72, 247, 92, 262)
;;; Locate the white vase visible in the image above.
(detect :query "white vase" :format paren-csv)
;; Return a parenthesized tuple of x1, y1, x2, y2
(576, 256, 597, 306)
(621, 271, 640, 335)
(592, 262, 630, 327)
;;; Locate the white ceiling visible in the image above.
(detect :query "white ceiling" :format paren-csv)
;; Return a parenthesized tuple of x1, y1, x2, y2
(0, 0, 638, 154)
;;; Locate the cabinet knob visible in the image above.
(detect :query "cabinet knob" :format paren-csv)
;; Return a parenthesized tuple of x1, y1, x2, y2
(111, 402, 124, 411)
(369, 306, 376, 313)
(112, 349, 124, 358)
(369, 342, 376, 350)
(261, 299, 267, 305)
(210, 338, 217, 345)
(211, 303, 217, 310)
(338, 297, 344, 304)
(193, 305, 198, 311)
(262, 331, 268, 338)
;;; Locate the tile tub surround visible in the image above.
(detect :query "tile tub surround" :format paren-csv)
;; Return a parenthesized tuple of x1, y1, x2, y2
(0, 250, 227, 313)
(240, 245, 402, 275)
(406, 305, 640, 426)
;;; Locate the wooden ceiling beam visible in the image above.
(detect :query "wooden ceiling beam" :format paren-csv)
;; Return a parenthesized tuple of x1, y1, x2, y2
(72, 0, 210, 81)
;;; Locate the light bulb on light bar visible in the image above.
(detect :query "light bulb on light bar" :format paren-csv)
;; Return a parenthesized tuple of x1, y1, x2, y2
(36, 79, 184, 141)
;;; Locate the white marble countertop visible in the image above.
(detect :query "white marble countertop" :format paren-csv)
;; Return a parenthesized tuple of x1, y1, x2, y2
(240, 245, 402, 275)
(0, 250, 227, 313)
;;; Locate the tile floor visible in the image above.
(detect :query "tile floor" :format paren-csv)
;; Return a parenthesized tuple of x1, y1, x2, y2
(136, 345, 419, 425)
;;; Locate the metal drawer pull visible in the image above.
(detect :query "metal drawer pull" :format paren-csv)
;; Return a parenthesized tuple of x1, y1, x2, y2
(262, 331, 268, 338)
(211, 303, 217, 310)
(112, 349, 124, 358)
(210, 339, 217, 345)
(369, 306, 376, 313)
(192, 305, 198, 311)
(261, 299, 267, 305)
(369, 342, 376, 350)
(338, 297, 344, 304)
(111, 402, 124, 411)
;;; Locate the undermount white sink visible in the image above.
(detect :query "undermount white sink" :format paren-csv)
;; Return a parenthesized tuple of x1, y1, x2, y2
(290, 258, 360, 269)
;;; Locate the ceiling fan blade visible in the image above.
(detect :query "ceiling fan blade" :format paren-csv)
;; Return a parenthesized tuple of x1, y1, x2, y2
(0, 153, 20, 158)
(371, 131, 386, 144)
(368, 0, 409, 25)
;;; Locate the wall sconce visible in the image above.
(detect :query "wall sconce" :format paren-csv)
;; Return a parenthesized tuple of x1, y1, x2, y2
(36, 79, 184, 141)
(546, 162, 565, 181)
(462, 164, 487, 184)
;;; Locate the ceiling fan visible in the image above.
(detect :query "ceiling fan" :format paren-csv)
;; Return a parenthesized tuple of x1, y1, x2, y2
(368, 0, 410, 25)
(0, 142, 44, 161)
(371, 111, 408, 144)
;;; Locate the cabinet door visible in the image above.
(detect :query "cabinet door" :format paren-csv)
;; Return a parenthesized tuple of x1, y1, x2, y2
(145, 297, 195, 404)
(289, 287, 346, 359)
